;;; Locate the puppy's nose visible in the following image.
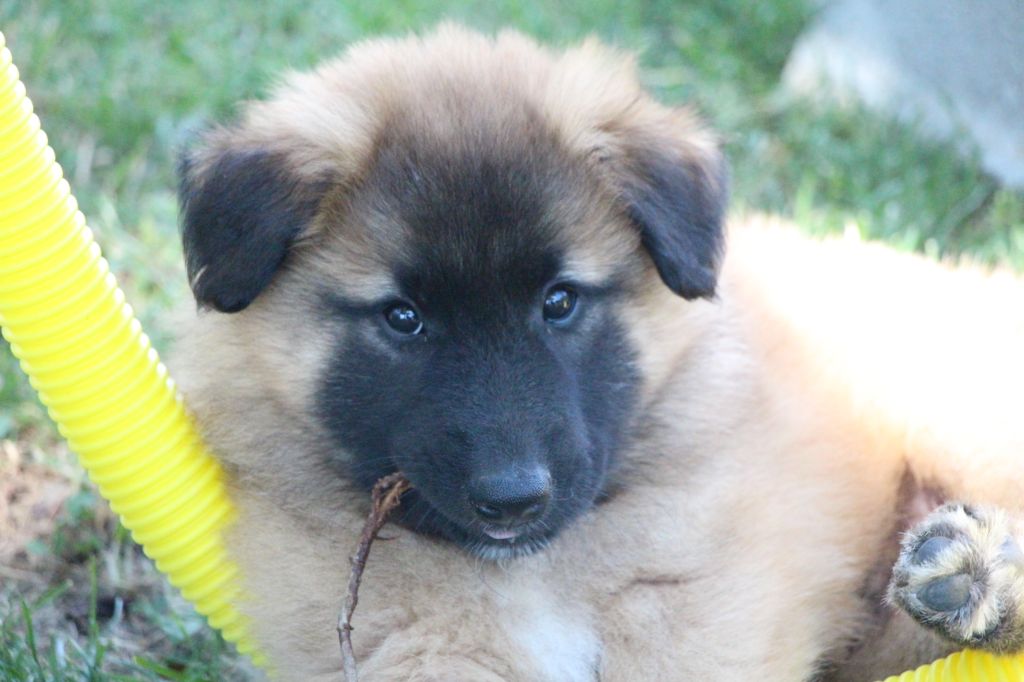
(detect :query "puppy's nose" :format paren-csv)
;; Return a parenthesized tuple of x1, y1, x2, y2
(469, 468, 551, 525)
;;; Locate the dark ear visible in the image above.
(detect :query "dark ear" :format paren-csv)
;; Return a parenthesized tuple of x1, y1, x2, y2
(621, 144, 729, 300)
(178, 148, 325, 313)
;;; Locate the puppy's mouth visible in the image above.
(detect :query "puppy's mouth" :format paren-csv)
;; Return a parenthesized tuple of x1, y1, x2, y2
(393, 489, 555, 559)
(475, 519, 550, 545)
(444, 516, 556, 560)
(482, 526, 522, 541)
(467, 523, 554, 560)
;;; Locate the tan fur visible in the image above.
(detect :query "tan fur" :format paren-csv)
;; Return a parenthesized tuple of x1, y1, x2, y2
(171, 26, 1024, 681)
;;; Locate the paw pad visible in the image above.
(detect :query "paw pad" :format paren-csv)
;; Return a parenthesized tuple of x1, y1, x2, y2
(1001, 537, 1023, 565)
(917, 573, 971, 612)
(913, 536, 953, 565)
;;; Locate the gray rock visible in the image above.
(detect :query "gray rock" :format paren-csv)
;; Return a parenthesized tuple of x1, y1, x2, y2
(783, 0, 1024, 188)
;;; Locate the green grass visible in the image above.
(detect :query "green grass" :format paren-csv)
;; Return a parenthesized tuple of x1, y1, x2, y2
(1, 580, 248, 682)
(1, 0, 1022, 678)
(1, 488, 250, 681)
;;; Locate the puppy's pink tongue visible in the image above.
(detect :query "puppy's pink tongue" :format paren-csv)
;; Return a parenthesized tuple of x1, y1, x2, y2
(485, 528, 520, 540)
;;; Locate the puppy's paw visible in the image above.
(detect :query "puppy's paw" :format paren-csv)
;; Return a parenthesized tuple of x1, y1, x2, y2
(889, 503, 1024, 653)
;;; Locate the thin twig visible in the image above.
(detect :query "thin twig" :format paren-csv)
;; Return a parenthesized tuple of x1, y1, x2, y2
(338, 472, 411, 682)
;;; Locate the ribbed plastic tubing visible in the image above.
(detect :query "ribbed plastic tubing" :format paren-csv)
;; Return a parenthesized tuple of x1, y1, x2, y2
(880, 648, 1024, 682)
(0, 31, 264, 668)
(2, 28, 1023, 682)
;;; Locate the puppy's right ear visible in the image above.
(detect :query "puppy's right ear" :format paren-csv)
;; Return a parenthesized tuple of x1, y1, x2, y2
(178, 147, 326, 313)
(617, 137, 728, 301)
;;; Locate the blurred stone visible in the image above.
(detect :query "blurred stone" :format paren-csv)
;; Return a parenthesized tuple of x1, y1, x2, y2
(783, 0, 1024, 188)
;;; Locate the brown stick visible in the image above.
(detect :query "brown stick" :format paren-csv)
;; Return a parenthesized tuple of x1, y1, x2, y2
(338, 472, 411, 682)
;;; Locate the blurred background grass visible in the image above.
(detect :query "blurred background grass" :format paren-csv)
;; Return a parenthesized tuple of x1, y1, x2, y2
(1, 0, 1022, 679)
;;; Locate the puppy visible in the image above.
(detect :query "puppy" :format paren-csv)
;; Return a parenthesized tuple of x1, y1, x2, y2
(171, 25, 1024, 681)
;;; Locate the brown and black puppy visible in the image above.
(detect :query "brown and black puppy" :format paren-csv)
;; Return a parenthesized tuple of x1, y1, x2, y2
(171, 25, 1024, 681)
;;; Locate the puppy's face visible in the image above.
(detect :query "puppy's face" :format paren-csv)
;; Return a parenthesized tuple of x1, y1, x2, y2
(310, 123, 649, 558)
(178, 27, 726, 559)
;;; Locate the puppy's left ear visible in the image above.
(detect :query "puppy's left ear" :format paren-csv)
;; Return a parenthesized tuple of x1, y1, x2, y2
(615, 122, 729, 300)
(178, 147, 327, 313)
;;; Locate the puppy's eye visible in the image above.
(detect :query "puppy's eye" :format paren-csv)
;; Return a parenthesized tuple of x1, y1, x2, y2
(383, 303, 424, 335)
(543, 285, 578, 323)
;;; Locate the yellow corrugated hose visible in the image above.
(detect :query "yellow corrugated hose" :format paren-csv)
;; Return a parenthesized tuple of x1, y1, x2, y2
(878, 648, 1023, 682)
(1, 29, 1022, 682)
(0, 32, 265, 668)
